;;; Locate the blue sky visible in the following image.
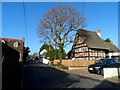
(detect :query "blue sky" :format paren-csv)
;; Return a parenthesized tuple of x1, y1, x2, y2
(2, 2, 118, 55)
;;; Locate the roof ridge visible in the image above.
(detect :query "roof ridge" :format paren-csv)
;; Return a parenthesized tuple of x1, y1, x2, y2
(1, 37, 22, 41)
(77, 28, 96, 33)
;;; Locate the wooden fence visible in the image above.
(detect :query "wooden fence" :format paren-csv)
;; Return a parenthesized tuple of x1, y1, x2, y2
(54, 59, 95, 67)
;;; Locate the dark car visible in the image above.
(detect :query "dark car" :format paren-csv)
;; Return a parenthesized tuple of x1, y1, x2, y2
(88, 58, 120, 75)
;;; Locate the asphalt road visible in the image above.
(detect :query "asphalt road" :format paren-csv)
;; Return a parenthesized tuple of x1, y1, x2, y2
(21, 61, 120, 89)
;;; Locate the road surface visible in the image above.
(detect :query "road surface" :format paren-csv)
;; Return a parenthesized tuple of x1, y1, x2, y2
(21, 60, 120, 89)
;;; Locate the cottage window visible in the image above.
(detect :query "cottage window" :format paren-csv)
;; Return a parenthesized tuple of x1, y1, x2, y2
(89, 49, 92, 52)
(100, 51, 104, 52)
(78, 39, 83, 43)
(79, 48, 84, 52)
(14, 42, 19, 47)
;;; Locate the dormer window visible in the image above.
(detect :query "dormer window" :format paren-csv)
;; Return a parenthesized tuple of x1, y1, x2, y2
(1, 40, 5, 43)
(78, 39, 83, 43)
(77, 36, 84, 44)
(14, 42, 19, 47)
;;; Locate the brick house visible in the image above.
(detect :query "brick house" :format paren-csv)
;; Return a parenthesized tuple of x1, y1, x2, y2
(1, 37, 24, 62)
(68, 29, 120, 60)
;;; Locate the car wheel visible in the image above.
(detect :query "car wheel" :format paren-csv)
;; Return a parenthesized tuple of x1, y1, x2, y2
(88, 70, 92, 73)
(97, 69, 104, 75)
(97, 69, 101, 75)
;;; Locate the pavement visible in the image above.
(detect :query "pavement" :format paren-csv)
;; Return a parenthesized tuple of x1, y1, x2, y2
(63, 67, 120, 84)
(65, 68, 104, 81)
(63, 69, 120, 89)
(21, 60, 120, 89)
(106, 77, 120, 83)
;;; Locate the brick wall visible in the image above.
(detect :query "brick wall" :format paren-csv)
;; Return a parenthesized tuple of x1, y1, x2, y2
(1, 38, 24, 62)
(54, 59, 95, 67)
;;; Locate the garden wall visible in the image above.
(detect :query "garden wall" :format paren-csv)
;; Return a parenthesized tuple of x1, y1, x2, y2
(54, 59, 95, 67)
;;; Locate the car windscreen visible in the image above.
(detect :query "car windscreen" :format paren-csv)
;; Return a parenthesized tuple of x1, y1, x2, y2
(115, 59, 120, 63)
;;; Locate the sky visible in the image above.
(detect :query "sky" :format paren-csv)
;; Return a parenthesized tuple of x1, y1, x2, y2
(2, 2, 119, 55)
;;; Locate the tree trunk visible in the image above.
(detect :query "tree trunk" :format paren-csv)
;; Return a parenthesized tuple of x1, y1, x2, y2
(59, 46, 62, 65)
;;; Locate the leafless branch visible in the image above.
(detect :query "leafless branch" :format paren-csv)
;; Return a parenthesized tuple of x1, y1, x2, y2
(37, 5, 86, 50)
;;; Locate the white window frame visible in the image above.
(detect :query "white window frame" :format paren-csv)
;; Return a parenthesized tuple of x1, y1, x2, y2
(1, 40, 5, 43)
(14, 42, 19, 47)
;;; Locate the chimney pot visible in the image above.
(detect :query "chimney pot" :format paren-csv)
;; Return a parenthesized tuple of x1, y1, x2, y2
(96, 29, 101, 37)
(22, 37, 25, 42)
(110, 40, 112, 44)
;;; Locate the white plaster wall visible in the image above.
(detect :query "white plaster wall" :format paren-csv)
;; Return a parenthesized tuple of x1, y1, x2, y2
(104, 68, 119, 79)
(43, 58, 49, 64)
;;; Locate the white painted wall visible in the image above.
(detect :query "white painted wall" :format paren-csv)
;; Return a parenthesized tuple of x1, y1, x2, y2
(39, 49, 50, 64)
(40, 49, 47, 57)
(104, 68, 119, 79)
(43, 58, 49, 64)
(108, 52, 120, 58)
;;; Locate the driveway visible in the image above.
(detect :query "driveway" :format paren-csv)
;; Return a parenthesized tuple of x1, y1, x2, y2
(63, 67, 120, 88)
(64, 68, 120, 84)
(65, 68, 104, 81)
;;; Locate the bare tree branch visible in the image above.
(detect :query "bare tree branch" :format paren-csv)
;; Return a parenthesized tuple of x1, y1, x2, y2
(37, 5, 86, 51)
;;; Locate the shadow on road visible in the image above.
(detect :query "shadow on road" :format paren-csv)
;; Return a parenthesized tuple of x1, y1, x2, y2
(22, 63, 79, 89)
(92, 80, 120, 90)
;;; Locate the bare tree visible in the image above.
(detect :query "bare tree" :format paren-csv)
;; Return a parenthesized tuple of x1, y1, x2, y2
(37, 5, 86, 64)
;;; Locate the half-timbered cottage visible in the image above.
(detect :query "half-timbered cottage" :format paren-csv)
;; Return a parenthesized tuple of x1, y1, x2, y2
(69, 29, 120, 60)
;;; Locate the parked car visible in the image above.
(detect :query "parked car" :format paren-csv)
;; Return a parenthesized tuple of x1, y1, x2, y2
(88, 58, 120, 75)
